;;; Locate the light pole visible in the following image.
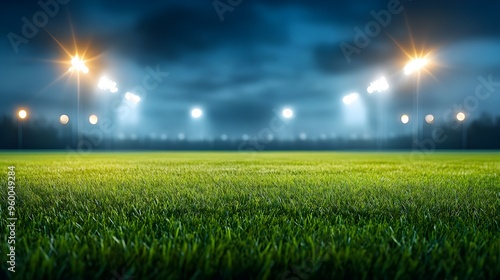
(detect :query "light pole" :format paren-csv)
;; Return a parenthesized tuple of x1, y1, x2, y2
(404, 58, 429, 149)
(456, 112, 467, 149)
(190, 108, 204, 141)
(17, 109, 28, 149)
(60, 114, 70, 146)
(367, 77, 390, 150)
(68, 55, 89, 148)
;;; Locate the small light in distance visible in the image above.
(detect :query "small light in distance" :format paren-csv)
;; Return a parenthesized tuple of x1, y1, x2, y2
(89, 114, 98, 125)
(191, 108, 203, 119)
(221, 134, 228, 141)
(425, 114, 435, 124)
(125, 92, 141, 105)
(404, 58, 428, 76)
(456, 112, 466, 122)
(60, 114, 69, 125)
(18, 109, 28, 120)
(401, 114, 410, 124)
(343, 93, 359, 105)
(299, 133, 307, 141)
(282, 108, 294, 119)
(367, 77, 389, 94)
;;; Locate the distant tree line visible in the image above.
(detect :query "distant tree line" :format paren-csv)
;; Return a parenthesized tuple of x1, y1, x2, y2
(1, 114, 500, 150)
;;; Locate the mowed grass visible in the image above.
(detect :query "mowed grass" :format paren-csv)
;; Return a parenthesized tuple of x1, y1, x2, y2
(0, 152, 499, 279)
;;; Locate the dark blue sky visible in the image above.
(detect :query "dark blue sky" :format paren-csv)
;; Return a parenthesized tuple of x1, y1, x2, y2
(1, 0, 500, 140)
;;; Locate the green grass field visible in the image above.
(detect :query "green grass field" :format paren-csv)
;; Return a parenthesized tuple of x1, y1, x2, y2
(1, 152, 499, 279)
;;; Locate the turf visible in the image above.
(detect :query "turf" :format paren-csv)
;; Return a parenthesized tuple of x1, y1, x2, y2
(1, 152, 499, 279)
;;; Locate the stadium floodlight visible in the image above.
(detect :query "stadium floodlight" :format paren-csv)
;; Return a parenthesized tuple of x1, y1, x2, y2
(69, 55, 89, 74)
(125, 92, 141, 105)
(456, 112, 466, 122)
(60, 114, 70, 125)
(221, 134, 228, 141)
(191, 108, 203, 119)
(425, 114, 435, 124)
(18, 109, 28, 120)
(401, 114, 410, 124)
(343, 93, 359, 105)
(98, 77, 118, 93)
(404, 58, 428, 76)
(367, 77, 389, 94)
(89, 114, 98, 125)
(282, 108, 294, 119)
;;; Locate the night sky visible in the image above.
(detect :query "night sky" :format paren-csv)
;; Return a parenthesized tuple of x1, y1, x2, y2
(1, 0, 500, 140)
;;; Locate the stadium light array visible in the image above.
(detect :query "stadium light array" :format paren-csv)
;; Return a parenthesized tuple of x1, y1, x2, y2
(98, 77, 118, 93)
(367, 77, 389, 94)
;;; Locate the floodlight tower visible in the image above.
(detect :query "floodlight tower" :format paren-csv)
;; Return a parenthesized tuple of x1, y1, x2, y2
(404, 57, 430, 149)
(17, 109, 28, 149)
(456, 112, 467, 149)
(367, 77, 390, 149)
(68, 54, 89, 148)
